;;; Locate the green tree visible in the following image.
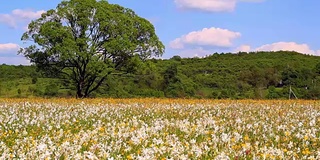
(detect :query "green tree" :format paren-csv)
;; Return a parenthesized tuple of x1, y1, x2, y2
(163, 63, 179, 88)
(281, 67, 298, 86)
(20, 0, 164, 98)
(266, 86, 280, 99)
(314, 62, 320, 75)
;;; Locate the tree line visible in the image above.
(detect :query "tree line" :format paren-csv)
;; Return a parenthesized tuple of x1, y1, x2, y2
(2, 51, 320, 99)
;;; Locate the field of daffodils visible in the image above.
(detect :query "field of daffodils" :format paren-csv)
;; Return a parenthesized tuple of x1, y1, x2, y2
(0, 98, 319, 159)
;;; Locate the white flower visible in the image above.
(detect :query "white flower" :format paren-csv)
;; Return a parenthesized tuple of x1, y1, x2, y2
(37, 143, 47, 151)
(221, 133, 230, 143)
(190, 139, 196, 144)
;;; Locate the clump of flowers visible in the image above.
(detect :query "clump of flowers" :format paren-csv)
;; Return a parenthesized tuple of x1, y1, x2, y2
(0, 99, 319, 159)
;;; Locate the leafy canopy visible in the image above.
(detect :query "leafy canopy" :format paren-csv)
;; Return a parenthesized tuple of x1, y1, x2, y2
(20, 0, 164, 98)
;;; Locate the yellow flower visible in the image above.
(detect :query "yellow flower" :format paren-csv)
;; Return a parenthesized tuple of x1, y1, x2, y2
(99, 127, 105, 132)
(231, 145, 240, 150)
(284, 131, 290, 136)
(302, 148, 311, 155)
(244, 135, 249, 141)
(126, 155, 133, 160)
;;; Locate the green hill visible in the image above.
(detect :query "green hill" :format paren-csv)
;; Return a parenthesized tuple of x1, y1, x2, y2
(1, 51, 320, 99)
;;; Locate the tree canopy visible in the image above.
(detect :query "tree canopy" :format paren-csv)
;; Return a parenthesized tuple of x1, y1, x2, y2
(19, 0, 164, 98)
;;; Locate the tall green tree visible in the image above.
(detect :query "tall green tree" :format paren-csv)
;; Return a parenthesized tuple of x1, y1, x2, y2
(20, 0, 164, 98)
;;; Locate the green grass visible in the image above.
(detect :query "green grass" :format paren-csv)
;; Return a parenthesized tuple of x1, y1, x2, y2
(0, 78, 71, 98)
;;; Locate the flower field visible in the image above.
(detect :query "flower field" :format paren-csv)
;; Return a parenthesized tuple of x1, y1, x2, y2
(0, 99, 319, 159)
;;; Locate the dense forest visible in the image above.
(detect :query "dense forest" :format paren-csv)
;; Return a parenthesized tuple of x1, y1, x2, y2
(1, 51, 320, 99)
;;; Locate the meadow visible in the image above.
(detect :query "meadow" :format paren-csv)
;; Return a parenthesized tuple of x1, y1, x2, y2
(0, 98, 319, 159)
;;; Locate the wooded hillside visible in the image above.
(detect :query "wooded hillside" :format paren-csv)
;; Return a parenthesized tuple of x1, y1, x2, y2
(1, 51, 320, 99)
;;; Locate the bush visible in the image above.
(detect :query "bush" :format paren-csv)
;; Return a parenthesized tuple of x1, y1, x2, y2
(31, 77, 38, 84)
(44, 83, 59, 96)
(266, 86, 280, 99)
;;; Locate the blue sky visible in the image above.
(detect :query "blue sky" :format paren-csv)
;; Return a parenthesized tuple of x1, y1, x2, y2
(0, 0, 320, 65)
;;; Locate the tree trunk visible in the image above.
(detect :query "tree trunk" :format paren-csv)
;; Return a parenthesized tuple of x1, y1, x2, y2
(76, 80, 85, 98)
(76, 90, 84, 98)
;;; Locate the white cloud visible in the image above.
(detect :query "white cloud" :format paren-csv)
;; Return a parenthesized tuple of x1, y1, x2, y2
(235, 42, 319, 55)
(12, 9, 45, 19)
(176, 41, 320, 58)
(0, 14, 16, 27)
(0, 56, 30, 65)
(256, 42, 316, 55)
(0, 9, 45, 28)
(176, 47, 212, 58)
(0, 43, 20, 53)
(170, 39, 185, 49)
(235, 44, 251, 52)
(174, 0, 264, 12)
(0, 43, 29, 65)
(170, 27, 241, 49)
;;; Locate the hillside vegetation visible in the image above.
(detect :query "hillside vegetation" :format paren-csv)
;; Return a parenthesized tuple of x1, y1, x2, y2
(1, 51, 320, 99)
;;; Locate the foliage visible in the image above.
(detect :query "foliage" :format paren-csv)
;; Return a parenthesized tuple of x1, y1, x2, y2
(19, 0, 164, 98)
(44, 83, 59, 96)
(2, 51, 320, 99)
